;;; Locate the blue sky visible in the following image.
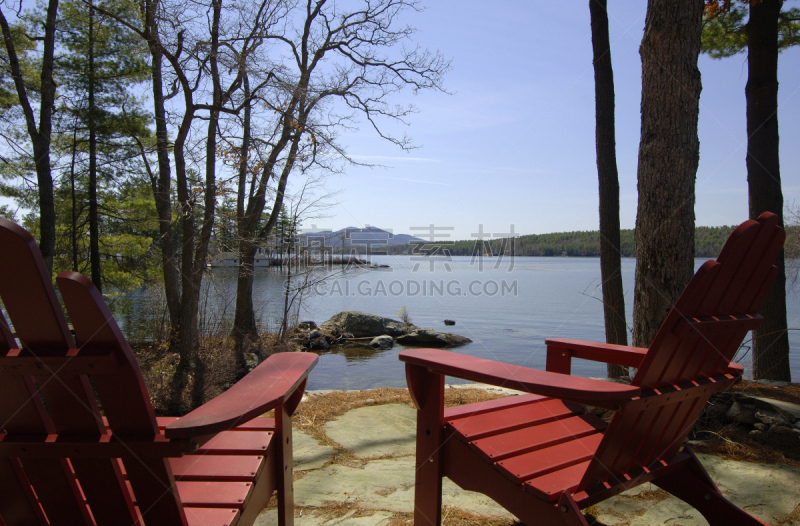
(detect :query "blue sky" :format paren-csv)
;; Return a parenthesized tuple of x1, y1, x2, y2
(311, 1, 800, 241)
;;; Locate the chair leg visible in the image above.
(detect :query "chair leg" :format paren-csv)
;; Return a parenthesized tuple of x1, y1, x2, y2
(407, 364, 444, 526)
(557, 494, 591, 526)
(653, 450, 769, 526)
(276, 404, 295, 526)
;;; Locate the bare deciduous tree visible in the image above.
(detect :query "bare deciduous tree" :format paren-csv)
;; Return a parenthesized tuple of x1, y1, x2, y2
(225, 0, 449, 367)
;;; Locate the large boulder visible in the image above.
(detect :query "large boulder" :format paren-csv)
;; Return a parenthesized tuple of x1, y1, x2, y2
(396, 329, 471, 348)
(320, 311, 411, 338)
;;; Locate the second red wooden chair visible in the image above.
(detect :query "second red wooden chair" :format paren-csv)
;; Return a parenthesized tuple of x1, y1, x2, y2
(400, 212, 784, 526)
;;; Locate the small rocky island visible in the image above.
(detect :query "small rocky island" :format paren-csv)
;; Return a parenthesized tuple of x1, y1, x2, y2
(291, 310, 471, 351)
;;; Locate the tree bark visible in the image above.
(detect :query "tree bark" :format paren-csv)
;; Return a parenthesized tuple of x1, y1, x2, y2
(633, 0, 704, 348)
(232, 75, 261, 362)
(142, 0, 181, 337)
(746, 0, 791, 381)
(88, 2, 102, 291)
(70, 121, 80, 272)
(0, 0, 59, 275)
(590, 0, 628, 378)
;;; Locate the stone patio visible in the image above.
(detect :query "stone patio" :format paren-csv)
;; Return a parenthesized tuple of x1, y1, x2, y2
(255, 388, 800, 526)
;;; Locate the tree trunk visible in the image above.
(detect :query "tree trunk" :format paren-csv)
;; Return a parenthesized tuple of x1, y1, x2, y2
(232, 74, 260, 361)
(746, 0, 790, 381)
(36, 0, 59, 276)
(88, 3, 102, 292)
(590, 0, 628, 378)
(0, 0, 59, 275)
(633, 0, 704, 348)
(233, 241, 259, 360)
(70, 122, 79, 272)
(173, 0, 221, 411)
(143, 0, 181, 338)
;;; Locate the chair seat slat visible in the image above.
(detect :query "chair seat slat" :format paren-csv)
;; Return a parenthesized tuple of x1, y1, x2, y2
(469, 414, 606, 462)
(524, 461, 590, 502)
(497, 434, 603, 483)
(447, 398, 581, 441)
(170, 455, 265, 482)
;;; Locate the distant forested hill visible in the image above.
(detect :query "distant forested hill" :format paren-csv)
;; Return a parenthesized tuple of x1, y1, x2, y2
(385, 226, 736, 258)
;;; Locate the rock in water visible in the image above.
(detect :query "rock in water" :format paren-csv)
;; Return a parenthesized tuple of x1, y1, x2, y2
(309, 336, 330, 351)
(369, 335, 394, 350)
(396, 329, 471, 348)
(320, 311, 411, 337)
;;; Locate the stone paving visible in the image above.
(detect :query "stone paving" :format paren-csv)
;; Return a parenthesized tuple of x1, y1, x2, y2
(255, 389, 800, 526)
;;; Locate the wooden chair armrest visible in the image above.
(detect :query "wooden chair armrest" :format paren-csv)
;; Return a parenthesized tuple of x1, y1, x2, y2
(545, 338, 648, 374)
(400, 348, 640, 408)
(165, 352, 318, 439)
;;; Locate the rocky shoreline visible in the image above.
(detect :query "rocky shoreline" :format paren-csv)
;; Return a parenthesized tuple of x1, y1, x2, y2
(287, 310, 472, 352)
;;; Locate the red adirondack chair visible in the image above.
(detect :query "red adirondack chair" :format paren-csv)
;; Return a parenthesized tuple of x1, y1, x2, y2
(0, 218, 317, 526)
(400, 212, 784, 526)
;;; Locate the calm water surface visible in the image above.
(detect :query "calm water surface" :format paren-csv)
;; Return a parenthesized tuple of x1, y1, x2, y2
(155, 256, 800, 390)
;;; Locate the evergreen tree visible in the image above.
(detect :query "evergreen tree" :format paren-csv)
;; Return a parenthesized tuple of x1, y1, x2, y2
(702, 0, 799, 380)
(55, 0, 150, 291)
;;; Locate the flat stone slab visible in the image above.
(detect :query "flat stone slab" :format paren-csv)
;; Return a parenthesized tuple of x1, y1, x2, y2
(325, 404, 416, 458)
(294, 429, 337, 471)
(594, 453, 800, 525)
(255, 509, 394, 526)
(446, 382, 522, 396)
(293, 456, 513, 519)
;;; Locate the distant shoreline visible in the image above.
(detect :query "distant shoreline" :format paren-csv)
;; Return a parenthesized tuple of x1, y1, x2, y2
(379, 225, 736, 259)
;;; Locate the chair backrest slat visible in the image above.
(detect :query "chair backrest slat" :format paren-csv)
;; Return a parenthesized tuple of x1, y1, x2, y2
(58, 273, 160, 434)
(577, 212, 784, 491)
(58, 272, 187, 525)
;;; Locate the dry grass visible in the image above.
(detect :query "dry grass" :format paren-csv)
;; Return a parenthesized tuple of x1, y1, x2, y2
(304, 501, 375, 522)
(132, 332, 300, 415)
(388, 507, 520, 526)
(619, 488, 671, 503)
(730, 380, 800, 405)
(776, 503, 800, 526)
(132, 336, 239, 415)
(692, 426, 800, 469)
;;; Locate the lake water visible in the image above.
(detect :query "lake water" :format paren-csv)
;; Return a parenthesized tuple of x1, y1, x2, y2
(140, 256, 800, 390)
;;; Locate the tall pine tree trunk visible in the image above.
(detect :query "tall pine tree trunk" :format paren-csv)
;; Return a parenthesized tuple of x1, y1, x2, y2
(746, 0, 791, 381)
(633, 0, 704, 348)
(70, 121, 79, 272)
(88, 2, 102, 291)
(590, 0, 628, 378)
